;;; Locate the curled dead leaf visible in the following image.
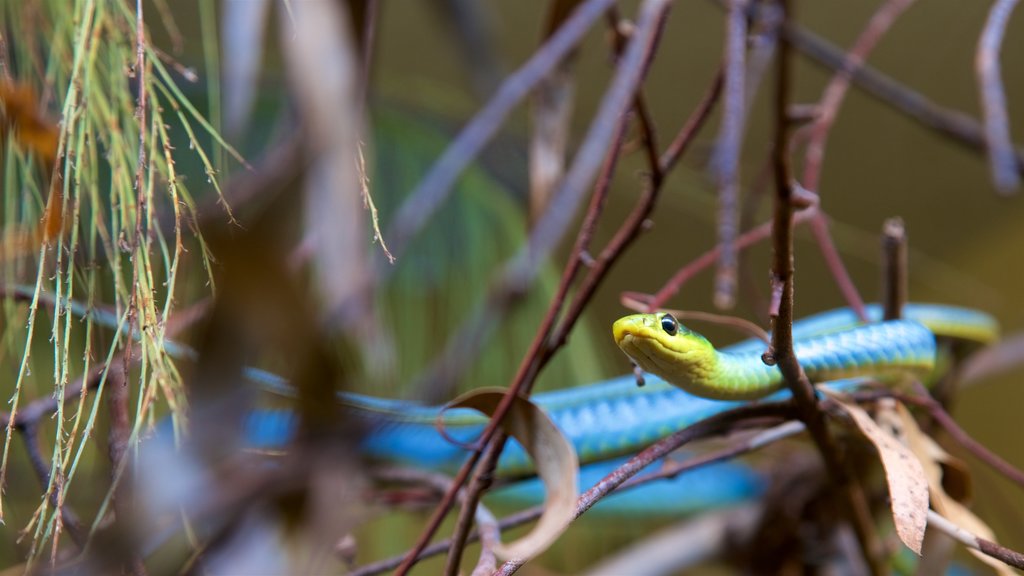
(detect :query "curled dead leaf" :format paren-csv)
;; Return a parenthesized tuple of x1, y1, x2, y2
(450, 388, 578, 562)
(823, 392, 929, 555)
(893, 400, 1013, 575)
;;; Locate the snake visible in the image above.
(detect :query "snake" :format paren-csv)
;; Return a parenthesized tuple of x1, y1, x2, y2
(6, 288, 995, 513)
(245, 303, 997, 481)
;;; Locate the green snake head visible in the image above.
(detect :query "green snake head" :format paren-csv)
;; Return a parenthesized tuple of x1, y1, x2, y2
(613, 313, 725, 397)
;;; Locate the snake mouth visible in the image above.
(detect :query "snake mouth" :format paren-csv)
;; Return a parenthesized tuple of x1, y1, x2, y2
(613, 319, 678, 376)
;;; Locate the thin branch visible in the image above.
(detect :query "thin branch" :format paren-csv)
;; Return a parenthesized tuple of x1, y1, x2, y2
(800, 0, 917, 194)
(371, 467, 500, 576)
(384, 0, 617, 261)
(19, 423, 86, 547)
(353, 410, 798, 576)
(606, 7, 662, 185)
(902, 383, 1024, 489)
(976, 0, 1021, 194)
(767, 3, 885, 573)
(713, 0, 749, 310)
(495, 402, 796, 574)
(926, 510, 1024, 570)
(106, 362, 146, 575)
(782, 16, 1024, 174)
(660, 67, 724, 172)
(393, 3, 673, 571)
(644, 207, 815, 309)
(880, 217, 906, 321)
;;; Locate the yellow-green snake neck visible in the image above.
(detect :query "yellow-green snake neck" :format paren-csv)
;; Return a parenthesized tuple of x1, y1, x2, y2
(612, 307, 993, 401)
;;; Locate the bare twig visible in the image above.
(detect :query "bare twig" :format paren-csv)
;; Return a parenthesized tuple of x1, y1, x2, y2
(713, 0, 749, 310)
(644, 207, 815, 309)
(372, 467, 500, 576)
(106, 363, 146, 575)
(880, 217, 907, 321)
(926, 510, 1024, 570)
(767, 4, 885, 573)
(782, 18, 1024, 174)
(902, 384, 1024, 489)
(19, 423, 86, 547)
(385, 0, 617, 260)
(660, 67, 724, 172)
(442, 95, 635, 573)
(495, 402, 796, 574)
(353, 410, 797, 576)
(393, 4, 673, 572)
(976, 0, 1021, 194)
(800, 0, 917, 194)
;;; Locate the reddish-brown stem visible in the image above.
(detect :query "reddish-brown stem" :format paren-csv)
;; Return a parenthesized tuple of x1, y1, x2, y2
(393, 5, 673, 572)
(783, 19, 1024, 174)
(442, 106, 634, 575)
(904, 383, 1024, 488)
(801, 0, 917, 194)
(647, 208, 815, 309)
(496, 402, 796, 574)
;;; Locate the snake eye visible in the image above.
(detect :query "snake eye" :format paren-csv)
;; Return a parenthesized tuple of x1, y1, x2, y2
(660, 314, 678, 336)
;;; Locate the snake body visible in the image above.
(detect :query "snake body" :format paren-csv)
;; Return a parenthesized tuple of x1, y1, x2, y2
(246, 303, 997, 478)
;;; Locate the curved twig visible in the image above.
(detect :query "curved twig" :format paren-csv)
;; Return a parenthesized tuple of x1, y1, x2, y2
(976, 0, 1021, 194)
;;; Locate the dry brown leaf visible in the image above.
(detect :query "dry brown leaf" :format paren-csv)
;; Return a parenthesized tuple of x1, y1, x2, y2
(0, 82, 60, 162)
(824, 392, 929, 555)
(893, 401, 1014, 575)
(451, 388, 578, 562)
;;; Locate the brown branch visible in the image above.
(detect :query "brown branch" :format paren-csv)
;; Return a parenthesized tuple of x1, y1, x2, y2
(927, 510, 1024, 570)
(800, 0, 917, 194)
(495, 402, 796, 574)
(660, 67, 724, 172)
(645, 207, 815, 309)
(767, 3, 885, 574)
(782, 16, 1024, 174)
(19, 422, 86, 547)
(107, 362, 146, 575)
(442, 90, 638, 573)
(392, 4, 674, 571)
(976, 0, 1021, 194)
(902, 384, 1024, 489)
(353, 410, 797, 576)
(880, 217, 906, 321)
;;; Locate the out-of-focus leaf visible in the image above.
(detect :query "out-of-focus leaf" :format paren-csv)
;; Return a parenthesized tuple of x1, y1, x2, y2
(582, 504, 762, 576)
(0, 81, 64, 247)
(221, 0, 271, 137)
(957, 332, 1024, 386)
(0, 82, 60, 162)
(825, 393, 928, 555)
(893, 400, 1014, 575)
(528, 0, 581, 225)
(367, 110, 607, 399)
(280, 0, 368, 327)
(450, 388, 578, 562)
